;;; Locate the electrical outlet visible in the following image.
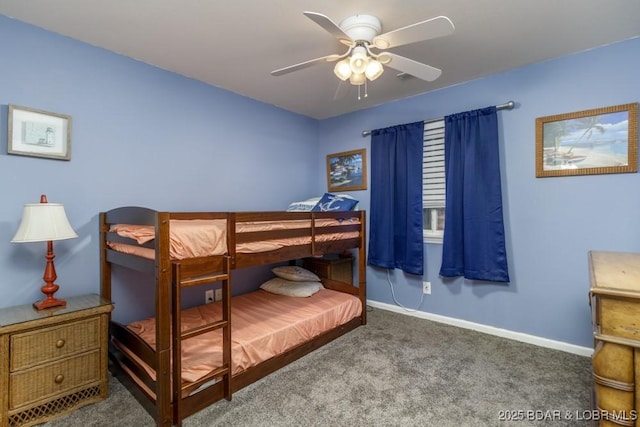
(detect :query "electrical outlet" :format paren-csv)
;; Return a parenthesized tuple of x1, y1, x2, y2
(422, 281, 431, 295)
(205, 289, 214, 304)
(214, 288, 222, 301)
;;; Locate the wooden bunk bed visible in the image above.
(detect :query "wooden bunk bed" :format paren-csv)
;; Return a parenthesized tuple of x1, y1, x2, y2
(99, 207, 366, 426)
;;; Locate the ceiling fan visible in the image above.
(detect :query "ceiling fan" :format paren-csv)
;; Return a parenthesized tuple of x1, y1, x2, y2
(271, 11, 455, 89)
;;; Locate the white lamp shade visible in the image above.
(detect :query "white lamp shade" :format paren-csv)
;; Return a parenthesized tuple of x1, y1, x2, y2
(349, 47, 369, 74)
(333, 59, 352, 81)
(11, 203, 78, 242)
(349, 72, 366, 86)
(365, 59, 384, 81)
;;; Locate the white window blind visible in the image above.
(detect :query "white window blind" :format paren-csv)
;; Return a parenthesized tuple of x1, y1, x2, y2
(423, 119, 446, 243)
(423, 120, 445, 207)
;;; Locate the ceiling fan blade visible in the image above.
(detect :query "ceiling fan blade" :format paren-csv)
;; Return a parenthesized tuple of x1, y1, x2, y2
(303, 11, 353, 46)
(271, 54, 341, 76)
(373, 16, 454, 49)
(383, 53, 442, 81)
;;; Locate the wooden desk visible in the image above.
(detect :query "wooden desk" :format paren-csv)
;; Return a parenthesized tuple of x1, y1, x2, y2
(589, 251, 640, 426)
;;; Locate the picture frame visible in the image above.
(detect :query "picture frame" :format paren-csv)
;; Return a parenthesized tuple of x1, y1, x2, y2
(8, 105, 72, 161)
(326, 148, 367, 192)
(535, 103, 638, 178)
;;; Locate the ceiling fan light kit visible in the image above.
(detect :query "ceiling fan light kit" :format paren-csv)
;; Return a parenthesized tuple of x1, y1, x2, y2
(271, 11, 455, 96)
(333, 45, 385, 85)
(338, 55, 380, 88)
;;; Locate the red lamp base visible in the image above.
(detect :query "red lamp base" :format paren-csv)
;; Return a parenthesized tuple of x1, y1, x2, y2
(33, 296, 66, 311)
(33, 238, 67, 311)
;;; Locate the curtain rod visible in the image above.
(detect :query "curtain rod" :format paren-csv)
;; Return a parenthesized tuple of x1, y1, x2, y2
(361, 100, 515, 137)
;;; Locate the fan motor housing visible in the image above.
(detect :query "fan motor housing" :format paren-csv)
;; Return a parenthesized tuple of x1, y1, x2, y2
(339, 15, 382, 42)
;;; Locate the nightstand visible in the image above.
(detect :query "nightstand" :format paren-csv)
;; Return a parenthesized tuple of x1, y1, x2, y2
(0, 294, 113, 427)
(303, 254, 354, 284)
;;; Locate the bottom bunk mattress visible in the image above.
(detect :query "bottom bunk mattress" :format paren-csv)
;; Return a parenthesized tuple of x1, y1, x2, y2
(115, 288, 362, 384)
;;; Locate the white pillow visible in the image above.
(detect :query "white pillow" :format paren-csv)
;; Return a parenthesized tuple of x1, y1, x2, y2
(286, 194, 359, 212)
(272, 266, 320, 282)
(260, 278, 322, 297)
(286, 197, 321, 212)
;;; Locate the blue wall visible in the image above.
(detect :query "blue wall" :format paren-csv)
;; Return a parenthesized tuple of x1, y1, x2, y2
(318, 36, 640, 348)
(1, 14, 639, 347)
(0, 16, 318, 322)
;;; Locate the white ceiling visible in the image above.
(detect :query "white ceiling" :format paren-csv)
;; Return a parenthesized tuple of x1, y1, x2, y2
(1, 1, 639, 120)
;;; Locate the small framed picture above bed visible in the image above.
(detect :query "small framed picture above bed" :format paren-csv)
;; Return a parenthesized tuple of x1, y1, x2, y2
(326, 148, 367, 192)
(7, 104, 72, 161)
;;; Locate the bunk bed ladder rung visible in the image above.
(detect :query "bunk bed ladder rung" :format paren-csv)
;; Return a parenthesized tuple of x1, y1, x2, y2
(180, 273, 229, 287)
(180, 319, 228, 340)
(181, 364, 230, 398)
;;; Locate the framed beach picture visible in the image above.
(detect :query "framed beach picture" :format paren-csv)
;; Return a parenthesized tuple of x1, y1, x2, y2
(535, 103, 638, 177)
(326, 149, 367, 191)
(8, 105, 72, 160)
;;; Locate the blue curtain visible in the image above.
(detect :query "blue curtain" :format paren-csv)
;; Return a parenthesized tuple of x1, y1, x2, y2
(439, 107, 510, 282)
(368, 121, 424, 275)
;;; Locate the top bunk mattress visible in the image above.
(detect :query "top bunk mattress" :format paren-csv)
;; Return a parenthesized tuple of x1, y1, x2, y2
(119, 288, 362, 383)
(108, 217, 361, 259)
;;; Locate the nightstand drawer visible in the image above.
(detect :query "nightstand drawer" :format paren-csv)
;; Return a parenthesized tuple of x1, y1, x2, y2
(303, 256, 353, 285)
(9, 349, 101, 410)
(10, 317, 100, 371)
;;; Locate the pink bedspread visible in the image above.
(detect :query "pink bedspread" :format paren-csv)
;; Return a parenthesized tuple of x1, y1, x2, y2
(108, 217, 360, 259)
(124, 288, 362, 383)
(110, 219, 227, 258)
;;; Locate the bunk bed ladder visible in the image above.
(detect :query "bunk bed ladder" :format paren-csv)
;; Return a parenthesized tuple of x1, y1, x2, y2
(171, 255, 232, 426)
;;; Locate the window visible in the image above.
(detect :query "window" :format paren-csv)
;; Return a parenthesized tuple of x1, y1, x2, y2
(423, 119, 445, 243)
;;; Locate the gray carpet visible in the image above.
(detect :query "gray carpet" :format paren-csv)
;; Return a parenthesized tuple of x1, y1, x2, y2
(44, 307, 592, 426)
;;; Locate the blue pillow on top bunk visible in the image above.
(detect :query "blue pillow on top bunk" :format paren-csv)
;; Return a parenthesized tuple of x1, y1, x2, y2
(311, 193, 359, 212)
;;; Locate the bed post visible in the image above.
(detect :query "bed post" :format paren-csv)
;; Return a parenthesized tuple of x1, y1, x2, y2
(99, 212, 111, 303)
(227, 213, 236, 269)
(155, 212, 173, 426)
(359, 211, 367, 325)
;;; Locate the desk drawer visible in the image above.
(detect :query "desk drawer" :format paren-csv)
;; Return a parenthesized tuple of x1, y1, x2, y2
(599, 297, 640, 341)
(9, 349, 100, 410)
(10, 317, 100, 371)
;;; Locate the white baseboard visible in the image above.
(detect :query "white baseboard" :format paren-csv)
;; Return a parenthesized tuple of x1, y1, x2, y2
(366, 300, 593, 357)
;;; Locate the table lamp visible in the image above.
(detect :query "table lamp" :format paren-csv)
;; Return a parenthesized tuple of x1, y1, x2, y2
(11, 195, 78, 310)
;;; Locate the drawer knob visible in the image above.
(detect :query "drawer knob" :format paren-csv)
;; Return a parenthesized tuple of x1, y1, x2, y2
(56, 339, 65, 348)
(54, 374, 64, 384)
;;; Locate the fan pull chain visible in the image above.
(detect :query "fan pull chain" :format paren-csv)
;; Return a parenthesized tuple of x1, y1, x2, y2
(357, 79, 369, 101)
